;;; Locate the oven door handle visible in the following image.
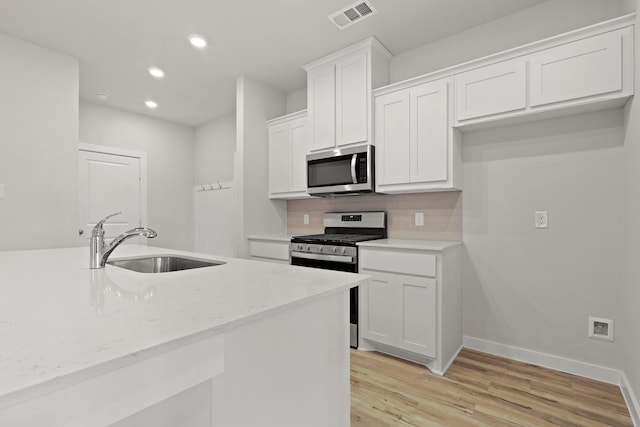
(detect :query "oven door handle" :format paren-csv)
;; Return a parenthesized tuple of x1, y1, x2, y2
(350, 154, 358, 184)
(291, 251, 354, 264)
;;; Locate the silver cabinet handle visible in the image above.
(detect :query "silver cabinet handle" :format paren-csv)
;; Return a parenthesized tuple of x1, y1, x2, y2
(350, 154, 357, 184)
(291, 251, 354, 263)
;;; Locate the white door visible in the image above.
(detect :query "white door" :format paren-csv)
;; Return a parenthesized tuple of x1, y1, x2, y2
(307, 63, 336, 151)
(268, 122, 291, 196)
(411, 79, 448, 183)
(335, 50, 368, 146)
(396, 275, 437, 358)
(78, 148, 143, 241)
(289, 116, 308, 193)
(360, 270, 396, 346)
(375, 89, 410, 186)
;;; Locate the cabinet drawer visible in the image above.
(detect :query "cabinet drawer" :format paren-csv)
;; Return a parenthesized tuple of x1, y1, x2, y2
(529, 30, 624, 107)
(249, 241, 289, 262)
(360, 249, 436, 277)
(454, 58, 526, 121)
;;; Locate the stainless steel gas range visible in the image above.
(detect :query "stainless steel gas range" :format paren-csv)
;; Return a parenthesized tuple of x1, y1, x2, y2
(290, 211, 387, 348)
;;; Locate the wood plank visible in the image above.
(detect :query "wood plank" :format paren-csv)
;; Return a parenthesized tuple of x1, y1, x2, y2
(351, 348, 633, 427)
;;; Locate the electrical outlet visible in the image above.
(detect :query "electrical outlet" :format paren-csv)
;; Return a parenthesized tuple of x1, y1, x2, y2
(535, 211, 548, 229)
(303, 214, 309, 225)
(588, 316, 614, 341)
(415, 212, 424, 227)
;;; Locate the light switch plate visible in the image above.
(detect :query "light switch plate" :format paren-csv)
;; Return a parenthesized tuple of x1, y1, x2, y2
(415, 212, 424, 227)
(303, 214, 309, 225)
(0, 184, 4, 199)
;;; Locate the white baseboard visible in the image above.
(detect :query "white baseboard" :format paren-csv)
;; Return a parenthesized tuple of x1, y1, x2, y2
(430, 344, 463, 376)
(463, 336, 639, 426)
(463, 336, 621, 384)
(621, 371, 640, 427)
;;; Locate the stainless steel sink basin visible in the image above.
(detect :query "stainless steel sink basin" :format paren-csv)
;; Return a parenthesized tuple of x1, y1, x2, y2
(107, 255, 225, 273)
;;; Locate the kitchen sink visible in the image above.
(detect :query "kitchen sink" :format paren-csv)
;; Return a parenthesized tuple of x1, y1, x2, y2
(107, 255, 225, 273)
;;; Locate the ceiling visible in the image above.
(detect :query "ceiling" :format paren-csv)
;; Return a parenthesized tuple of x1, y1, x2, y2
(0, 0, 547, 127)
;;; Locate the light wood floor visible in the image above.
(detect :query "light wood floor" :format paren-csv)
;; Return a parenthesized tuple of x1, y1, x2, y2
(351, 348, 633, 427)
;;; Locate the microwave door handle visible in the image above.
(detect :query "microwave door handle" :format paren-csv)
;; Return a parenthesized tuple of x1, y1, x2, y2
(350, 154, 358, 184)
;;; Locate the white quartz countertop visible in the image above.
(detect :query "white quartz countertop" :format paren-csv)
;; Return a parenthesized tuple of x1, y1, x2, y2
(0, 245, 367, 409)
(357, 239, 463, 251)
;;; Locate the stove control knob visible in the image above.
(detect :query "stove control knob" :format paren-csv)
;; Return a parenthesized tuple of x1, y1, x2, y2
(331, 247, 337, 253)
(340, 247, 346, 254)
(318, 246, 323, 252)
(304, 245, 310, 251)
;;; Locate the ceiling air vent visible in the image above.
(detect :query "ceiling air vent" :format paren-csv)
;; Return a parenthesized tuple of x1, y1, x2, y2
(329, 1, 377, 30)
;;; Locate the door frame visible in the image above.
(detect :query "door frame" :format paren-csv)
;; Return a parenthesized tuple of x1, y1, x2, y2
(78, 143, 148, 230)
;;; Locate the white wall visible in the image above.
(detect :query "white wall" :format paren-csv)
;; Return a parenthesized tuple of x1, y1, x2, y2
(286, 88, 307, 114)
(193, 114, 237, 257)
(463, 110, 626, 368)
(390, 0, 628, 83)
(235, 76, 287, 258)
(0, 34, 79, 251)
(194, 114, 236, 184)
(79, 101, 195, 251)
(621, 0, 640, 419)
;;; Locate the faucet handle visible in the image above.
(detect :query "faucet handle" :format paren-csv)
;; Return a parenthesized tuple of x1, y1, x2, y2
(91, 212, 122, 236)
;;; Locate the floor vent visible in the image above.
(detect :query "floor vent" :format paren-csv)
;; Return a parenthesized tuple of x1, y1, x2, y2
(329, 1, 377, 30)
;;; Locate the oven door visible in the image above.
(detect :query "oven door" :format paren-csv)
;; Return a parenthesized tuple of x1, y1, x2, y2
(290, 252, 359, 348)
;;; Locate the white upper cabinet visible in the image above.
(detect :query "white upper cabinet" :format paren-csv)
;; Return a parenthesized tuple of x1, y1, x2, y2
(375, 77, 462, 193)
(267, 110, 309, 199)
(449, 16, 634, 129)
(304, 37, 391, 152)
(454, 58, 526, 121)
(529, 30, 625, 107)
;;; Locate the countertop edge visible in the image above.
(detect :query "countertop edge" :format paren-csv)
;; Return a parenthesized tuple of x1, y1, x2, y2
(357, 239, 463, 251)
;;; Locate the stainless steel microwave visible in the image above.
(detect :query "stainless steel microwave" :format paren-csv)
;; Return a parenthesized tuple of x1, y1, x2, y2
(306, 145, 374, 197)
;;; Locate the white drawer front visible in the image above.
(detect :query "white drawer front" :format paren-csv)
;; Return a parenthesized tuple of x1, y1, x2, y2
(360, 249, 436, 277)
(249, 241, 289, 262)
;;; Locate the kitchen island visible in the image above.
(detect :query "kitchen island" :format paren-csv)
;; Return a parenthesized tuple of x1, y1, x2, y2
(0, 245, 366, 426)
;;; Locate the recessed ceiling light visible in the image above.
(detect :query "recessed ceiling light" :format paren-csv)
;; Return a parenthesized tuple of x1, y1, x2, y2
(95, 91, 109, 101)
(147, 67, 165, 78)
(145, 100, 158, 109)
(189, 34, 207, 48)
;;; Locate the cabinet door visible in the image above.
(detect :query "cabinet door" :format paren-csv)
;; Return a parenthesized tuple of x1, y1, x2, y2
(268, 123, 290, 196)
(455, 58, 526, 121)
(411, 79, 448, 183)
(360, 270, 396, 346)
(289, 117, 308, 193)
(375, 89, 410, 186)
(335, 51, 368, 147)
(396, 275, 437, 358)
(307, 64, 336, 151)
(529, 31, 623, 107)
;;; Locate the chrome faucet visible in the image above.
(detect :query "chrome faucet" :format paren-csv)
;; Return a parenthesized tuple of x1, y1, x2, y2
(89, 212, 157, 269)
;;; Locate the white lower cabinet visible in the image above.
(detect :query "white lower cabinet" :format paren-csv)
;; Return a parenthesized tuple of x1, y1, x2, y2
(359, 241, 462, 375)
